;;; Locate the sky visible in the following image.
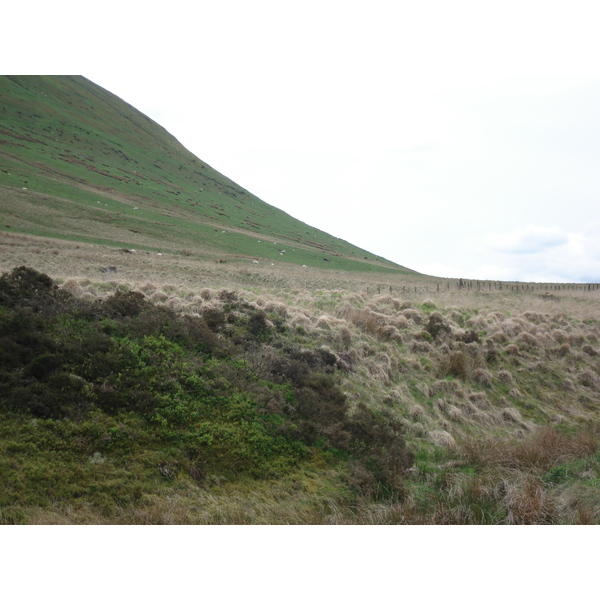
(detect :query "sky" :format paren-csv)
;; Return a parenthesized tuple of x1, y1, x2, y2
(4, 0, 600, 282)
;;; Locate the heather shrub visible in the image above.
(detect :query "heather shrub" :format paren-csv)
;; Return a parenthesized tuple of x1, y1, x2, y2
(103, 290, 149, 317)
(0, 265, 69, 311)
(202, 307, 227, 331)
(342, 403, 413, 499)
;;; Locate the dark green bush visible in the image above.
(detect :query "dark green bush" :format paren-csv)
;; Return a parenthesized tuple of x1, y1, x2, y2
(103, 289, 149, 317)
(0, 266, 69, 311)
(24, 353, 63, 380)
(202, 308, 227, 331)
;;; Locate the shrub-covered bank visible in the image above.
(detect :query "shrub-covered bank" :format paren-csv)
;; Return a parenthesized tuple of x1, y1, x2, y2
(0, 267, 412, 523)
(1, 266, 599, 524)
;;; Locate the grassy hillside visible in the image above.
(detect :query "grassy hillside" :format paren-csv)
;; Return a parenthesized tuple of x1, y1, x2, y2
(0, 75, 414, 275)
(1, 76, 599, 525)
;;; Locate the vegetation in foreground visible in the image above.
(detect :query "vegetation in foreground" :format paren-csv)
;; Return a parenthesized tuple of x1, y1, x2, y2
(1, 266, 599, 524)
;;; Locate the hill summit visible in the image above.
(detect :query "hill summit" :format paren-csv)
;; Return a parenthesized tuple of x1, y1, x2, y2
(0, 75, 414, 275)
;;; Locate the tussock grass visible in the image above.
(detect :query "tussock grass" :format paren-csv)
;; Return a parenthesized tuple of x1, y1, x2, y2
(459, 427, 598, 470)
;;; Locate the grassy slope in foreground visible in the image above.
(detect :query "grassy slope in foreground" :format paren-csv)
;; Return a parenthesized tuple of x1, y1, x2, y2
(0, 75, 416, 275)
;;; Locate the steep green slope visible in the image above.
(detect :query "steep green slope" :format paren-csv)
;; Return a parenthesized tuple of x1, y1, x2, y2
(0, 75, 415, 275)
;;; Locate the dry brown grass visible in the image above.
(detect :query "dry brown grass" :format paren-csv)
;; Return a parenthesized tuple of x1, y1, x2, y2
(503, 473, 558, 524)
(459, 427, 598, 470)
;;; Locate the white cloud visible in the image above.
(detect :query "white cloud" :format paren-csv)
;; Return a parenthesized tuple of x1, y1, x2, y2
(468, 264, 516, 282)
(407, 262, 465, 279)
(486, 225, 570, 254)
(482, 226, 600, 282)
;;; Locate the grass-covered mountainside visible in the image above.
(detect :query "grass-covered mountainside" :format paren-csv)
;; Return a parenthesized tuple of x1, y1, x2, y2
(1, 76, 599, 524)
(0, 75, 412, 274)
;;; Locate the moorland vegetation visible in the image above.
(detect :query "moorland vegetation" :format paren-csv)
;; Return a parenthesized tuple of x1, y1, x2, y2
(1, 75, 599, 524)
(1, 261, 598, 524)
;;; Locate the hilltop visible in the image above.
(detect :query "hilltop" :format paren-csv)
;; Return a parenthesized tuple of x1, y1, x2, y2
(0, 75, 414, 275)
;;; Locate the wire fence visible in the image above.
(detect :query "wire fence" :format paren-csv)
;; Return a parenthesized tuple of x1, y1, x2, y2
(365, 280, 600, 296)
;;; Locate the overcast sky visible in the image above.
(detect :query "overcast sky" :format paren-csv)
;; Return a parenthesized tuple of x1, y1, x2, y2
(5, 0, 600, 282)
